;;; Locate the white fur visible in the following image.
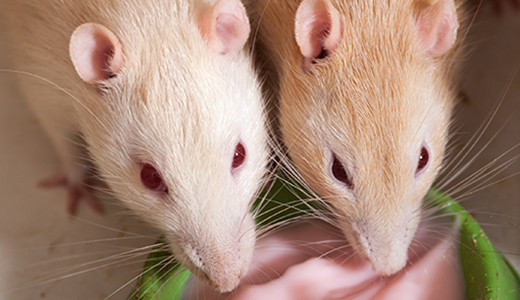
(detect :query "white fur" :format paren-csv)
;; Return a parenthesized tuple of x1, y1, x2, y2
(0, 0, 268, 292)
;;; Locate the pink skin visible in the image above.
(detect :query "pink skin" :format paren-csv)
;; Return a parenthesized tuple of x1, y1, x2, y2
(184, 219, 465, 300)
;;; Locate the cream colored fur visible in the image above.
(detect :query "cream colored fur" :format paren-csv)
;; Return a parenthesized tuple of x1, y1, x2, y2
(250, 0, 463, 275)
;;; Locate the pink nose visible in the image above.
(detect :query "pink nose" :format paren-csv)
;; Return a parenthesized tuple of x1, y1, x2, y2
(184, 242, 245, 293)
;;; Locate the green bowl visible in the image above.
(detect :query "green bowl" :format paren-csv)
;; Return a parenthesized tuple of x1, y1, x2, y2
(129, 178, 520, 300)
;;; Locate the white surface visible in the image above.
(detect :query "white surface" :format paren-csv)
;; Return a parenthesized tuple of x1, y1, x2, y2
(0, 5, 519, 300)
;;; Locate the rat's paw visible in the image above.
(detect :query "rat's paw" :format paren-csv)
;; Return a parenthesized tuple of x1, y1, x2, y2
(38, 173, 105, 216)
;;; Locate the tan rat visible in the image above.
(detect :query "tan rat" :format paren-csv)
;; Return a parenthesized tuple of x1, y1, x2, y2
(0, 0, 268, 292)
(250, 0, 463, 275)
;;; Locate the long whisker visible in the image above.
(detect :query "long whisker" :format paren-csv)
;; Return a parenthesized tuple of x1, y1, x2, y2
(437, 59, 520, 189)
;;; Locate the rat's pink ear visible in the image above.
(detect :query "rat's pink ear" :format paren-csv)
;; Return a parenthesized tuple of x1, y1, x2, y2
(295, 0, 343, 61)
(199, 0, 251, 55)
(415, 0, 459, 57)
(70, 23, 124, 84)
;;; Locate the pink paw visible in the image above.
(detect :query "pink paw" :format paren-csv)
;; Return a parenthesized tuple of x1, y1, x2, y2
(38, 174, 105, 216)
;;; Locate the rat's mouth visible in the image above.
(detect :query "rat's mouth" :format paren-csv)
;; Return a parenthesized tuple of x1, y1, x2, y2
(131, 189, 520, 300)
(183, 216, 465, 300)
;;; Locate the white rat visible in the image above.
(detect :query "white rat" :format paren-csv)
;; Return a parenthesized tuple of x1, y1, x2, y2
(250, 0, 463, 275)
(0, 0, 268, 292)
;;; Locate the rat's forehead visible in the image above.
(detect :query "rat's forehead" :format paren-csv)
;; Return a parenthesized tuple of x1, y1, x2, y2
(321, 101, 423, 162)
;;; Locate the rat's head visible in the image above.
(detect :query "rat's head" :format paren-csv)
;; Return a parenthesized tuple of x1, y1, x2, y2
(68, 0, 267, 292)
(279, 0, 459, 275)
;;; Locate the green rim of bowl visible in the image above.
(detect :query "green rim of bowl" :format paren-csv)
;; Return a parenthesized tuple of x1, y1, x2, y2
(130, 179, 520, 299)
(428, 189, 520, 299)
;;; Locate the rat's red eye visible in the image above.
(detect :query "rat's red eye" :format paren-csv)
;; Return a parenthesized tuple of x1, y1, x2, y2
(232, 142, 246, 170)
(416, 146, 429, 175)
(140, 163, 168, 193)
(332, 155, 352, 188)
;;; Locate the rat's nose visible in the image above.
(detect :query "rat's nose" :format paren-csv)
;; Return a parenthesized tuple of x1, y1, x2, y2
(365, 239, 408, 276)
(184, 241, 244, 293)
(351, 218, 412, 276)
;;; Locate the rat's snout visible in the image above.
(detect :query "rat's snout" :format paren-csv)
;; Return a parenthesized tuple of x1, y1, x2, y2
(350, 216, 417, 276)
(358, 233, 408, 276)
(177, 216, 256, 293)
(183, 242, 243, 292)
